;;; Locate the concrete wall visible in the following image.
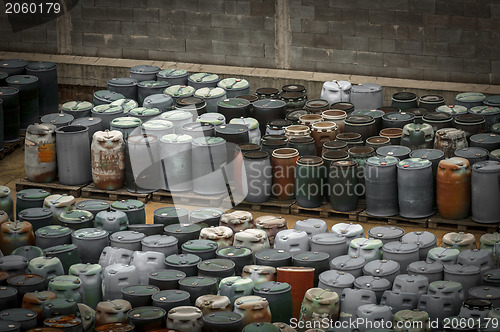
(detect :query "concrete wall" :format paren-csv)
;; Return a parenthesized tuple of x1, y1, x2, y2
(0, 0, 498, 85)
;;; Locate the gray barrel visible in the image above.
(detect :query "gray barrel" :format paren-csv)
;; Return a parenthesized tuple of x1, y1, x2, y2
(376, 145, 411, 160)
(71, 116, 103, 142)
(157, 69, 189, 85)
(217, 78, 250, 98)
(176, 96, 207, 119)
(188, 72, 220, 90)
(126, 134, 161, 193)
(164, 85, 195, 104)
(110, 116, 142, 141)
(159, 134, 193, 192)
(40, 113, 74, 128)
(194, 87, 227, 113)
(55, 125, 92, 185)
(138, 80, 170, 105)
(0, 59, 28, 76)
(397, 158, 434, 218)
(469, 105, 500, 131)
(454, 147, 489, 166)
(365, 156, 399, 217)
(143, 94, 174, 113)
(6, 75, 39, 131)
(128, 107, 161, 122)
(141, 119, 174, 139)
(182, 122, 215, 139)
(0, 87, 20, 142)
(61, 101, 93, 119)
(253, 99, 287, 135)
(191, 136, 227, 195)
(130, 64, 161, 81)
(472, 161, 500, 224)
(382, 112, 415, 129)
(26, 62, 58, 116)
(455, 92, 485, 109)
(217, 98, 251, 122)
(91, 104, 124, 129)
(93, 90, 125, 106)
(107, 78, 138, 100)
(110, 98, 139, 113)
(470, 133, 500, 152)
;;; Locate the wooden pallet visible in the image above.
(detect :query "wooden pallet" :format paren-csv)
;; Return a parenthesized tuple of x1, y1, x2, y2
(81, 183, 150, 203)
(358, 210, 429, 227)
(15, 178, 85, 197)
(291, 201, 362, 221)
(152, 189, 227, 207)
(224, 197, 295, 214)
(0, 137, 24, 160)
(428, 214, 497, 233)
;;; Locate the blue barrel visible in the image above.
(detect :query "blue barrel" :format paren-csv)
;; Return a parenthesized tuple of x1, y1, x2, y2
(6, 75, 39, 132)
(0, 87, 20, 141)
(26, 62, 58, 116)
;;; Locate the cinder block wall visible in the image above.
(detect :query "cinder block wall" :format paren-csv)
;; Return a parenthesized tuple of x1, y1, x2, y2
(0, 0, 498, 85)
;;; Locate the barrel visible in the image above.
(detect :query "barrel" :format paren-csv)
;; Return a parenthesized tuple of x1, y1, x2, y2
(143, 94, 174, 113)
(470, 133, 500, 152)
(176, 96, 207, 119)
(272, 148, 299, 200)
(351, 109, 385, 132)
(365, 136, 390, 149)
(407, 107, 429, 123)
(322, 110, 347, 133)
(229, 117, 261, 145)
(128, 107, 161, 122)
(24, 62, 57, 117)
(71, 117, 103, 142)
(454, 114, 486, 140)
(157, 69, 189, 85)
(7, 75, 39, 132)
(111, 98, 138, 113)
(0, 59, 28, 76)
(215, 124, 250, 170)
(397, 158, 434, 218)
(336, 132, 363, 148)
(182, 122, 215, 139)
(141, 119, 174, 139)
(418, 94, 445, 112)
(0, 72, 6, 86)
(329, 160, 359, 212)
(423, 112, 454, 132)
(160, 110, 193, 135)
(217, 98, 251, 122)
(91, 130, 125, 190)
(0, 100, 3, 151)
(348, 146, 375, 188)
(197, 112, 226, 126)
(280, 92, 307, 111)
(106, 78, 138, 101)
(193, 87, 226, 114)
(331, 102, 355, 114)
(380, 106, 403, 114)
(365, 156, 399, 217)
(376, 145, 411, 160)
(163, 85, 195, 104)
(130, 64, 161, 81)
(379, 128, 403, 145)
(0, 87, 20, 141)
(305, 99, 330, 114)
(350, 83, 383, 110)
(255, 87, 280, 99)
(233, 143, 260, 197)
(409, 149, 445, 195)
(391, 92, 418, 111)
(344, 115, 377, 141)
(188, 73, 220, 90)
(217, 78, 250, 98)
(253, 99, 287, 135)
(454, 147, 488, 166)
(471, 161, 500, 224)
(137, 81, 169, 105)
(93, 90, 125, 106)
(455, 92, 485, 109)
(61, 101, 93, 119)
(56, 126, 92, 185)
(310, 121, 338, 155)
(125, 134, 160, 193)
(433, 128, 468, 158)
(469, 106, 500, 131)
(288, 137, 316, 156)
(382, 112, 415, 129)
(295, 156, 325, 208)
(40, 113, 74, 128)
(191, 137, 227, 195)
(24, 123, 57, 183)
(400, 123, 434, 150)
(437, 157, 471, 220)
(242, 151, 272, 203)
(91, 104, 124, 129)
(286, 109, 309, 124)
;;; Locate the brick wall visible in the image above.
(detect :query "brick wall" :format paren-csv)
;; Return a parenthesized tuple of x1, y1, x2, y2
(0, 0, 498, 85)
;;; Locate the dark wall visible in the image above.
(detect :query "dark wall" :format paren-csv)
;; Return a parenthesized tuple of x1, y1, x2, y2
(0, 0, 498, 85)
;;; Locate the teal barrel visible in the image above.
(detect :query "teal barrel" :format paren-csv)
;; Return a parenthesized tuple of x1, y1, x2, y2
(295, 156, 325, 208)
(253, 281, 292, 323)
(6, 75, 39, 132)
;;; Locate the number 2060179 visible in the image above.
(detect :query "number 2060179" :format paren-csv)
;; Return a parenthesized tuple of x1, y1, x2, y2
(5, 2, 61, 14)
(443, 317, 498, 330)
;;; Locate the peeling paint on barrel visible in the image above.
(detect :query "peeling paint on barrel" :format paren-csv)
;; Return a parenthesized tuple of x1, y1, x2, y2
(25, 123, 57, 183)
(91, 130, 125, 190)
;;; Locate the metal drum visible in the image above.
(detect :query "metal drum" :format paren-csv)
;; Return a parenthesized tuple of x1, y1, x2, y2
(292, 251, 330, 286)
(137, 81, 169, 105)
(130, 65, 160, 81)
(433, 128, 468, 159)
(471, 161, 500, 224)
(191, 137, 227, 195)
(364, 156, 399, 217)
(91, 130, 125, 191)
(408, 107, 429, 124)
(153, 207, 188, 227)
(157, 69, 189, 85)
(454, 147, 488, 166)
(294, 156, 325, 208)
(147, 269, 186, 291)
(397, 158, 433, 218)
(25, 62, 57, 116)
(6, 75, 39, 131)
(164, 253, 200, 277)
(253, 99, 287, 134)
(188, 73, 220, 90)
(437, 157, 471, 220)
(24, 123, 57, 183)
(254, 248, 290, 269)
(391, 92, 418, 111)
(179, 276, 217, 305)
(16, 188, 50, 217)
(176, 96, 207, 120)
(0, 87, 20, 142)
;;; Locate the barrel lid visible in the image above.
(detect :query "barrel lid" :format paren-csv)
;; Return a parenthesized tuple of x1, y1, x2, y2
(144, 94, 173, 107)
(401, 231, 436, 248)
(127, 134, 158, 145)
(111, 199, 145, 211)
(397, 158, 432, 169)
(164, 85, 195, 97)
(0, 308, 37, 322)
(419, 94, 444, 103)
(297, 156, 323, 166)
(366, 135, 390, 146)
(190, 208, 224, 220)
(456, 92, 486, 103)
(217, 246, 253, 258)
(182, 122, 214, 133)
(142, 119, 173, 131)
(255, 87, 279, 95)
(229, 117, 259, 130)
(176, 97, 206, 109)
(110, 230, 146, 243)
(194, 87, 226, 99)
(408, 260, 444, 273)
(368, 226, 405, 240)
(69, 263, 103, 276)
(351, 110, 384, 119)
(152, 289, 190, 302)
(75, 199, 110, 211)
(7, 273, 43, 286)
(292, 251, 329, 262)
(71, 117, 102, 127)
(0, 319, 20, 331)
(108, 77, 137, 87)
(202, 311, 242, 325)
(382, 241, 419, 253)
(73, 227, 108, 240)
(0, 87, 19, 96)
(149, 270, 186, 285)
(354, 276, 391, 290)
(48, 275, 81, 290)
(218, 78, 249, 90)
(472, 160, 500, 173)
(36, 225, 72, 237)
(179, 275, 217, 286)
(122, 285, 160, 296)
(215, 124, 248, 135)
(455, 113, 485, 124)
(444, 264, 480, 275)
(17, 188, 50, 200)
(165, 253, 201, 266)
(352, 83, 382, 93)
(182, 239, 217, 251)
(363, 259, 400, 275)
(61, 101, 93, 112)
(331, 160, 357, 168)
(160, 133, 193, 143)
(6, 75, 38, 85)
(254, 281, 290, 294)
(366, 156, 399, 167)
(110, 99, 139, 112)
(392, 92, 417, 101)
(376, 145, 411, 157)
(160, 110, 192, 121)
(18, 207, 52, 219)
(217, 98, 250, 110)
(192, 136, 225, 146)
(267, 119, 292, 129)
(286, 109, 309, 122)
(471, 133, 500, 145)
(330, 255, 366, 270)
(59, 209, 93, 223)
(138, 80, 169, 88)
(130, 64, 161, 74)
(154, 206, 188, 218)
(197, 113, 226, 125)
(189, 72, 220, 83)
(92, 104, 123, 114)
(93, 90, 125, 102)
(142, 235, 178, 247)
(0, 59, 28, 68)
(382, 112, 415, 121)
(409, 148, 445, 161)
(163, 222, 200, 234)
(484, 95, 500, 106)
(470, 105, 500, 115)
(310, 233, 347, 245)
(93, 130, 124, 142)
(158, 68, 188, 78)
(41, 113, 74, 125)
(455, 147, 488, 159)
(128, 107, 161, 117)
(198, 259, 235, 272)
(253, 99, 286, 109)
(127, 306, 165, 320)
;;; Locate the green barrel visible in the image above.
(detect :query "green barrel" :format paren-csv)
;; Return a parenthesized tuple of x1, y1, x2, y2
(0, 87, 20, 142)
(47, 275, 84, 302)
(16, 189, 50, 216)
(295, 156, 325, 208)
(218, 276, 254, 307)
(157, 69, 189, 85)
(27, 256, 64, 287)
(11, 245, 44, 261)
(110, 199, 145, 225)
(61, 101, 93, 119)
(0, 59, 27, 76)
(0, 185, 14, 221)
(43, 244, 81, 274)
(253, 281, 292, 323)
(6, 75, 39, 132)
(58, 210, 94, 231)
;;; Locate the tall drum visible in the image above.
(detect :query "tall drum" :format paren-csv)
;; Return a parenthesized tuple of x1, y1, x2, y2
(397, 158, 434, 218)
(25, 123, 57, 183)
(6, 75, 39, 132)
(0, 87, 20, 142)
(26, 62, 58, 116)
(437, 157, 471, 220)
(365, 156, 399, 217)
(191, 137, 228, 195)
(91, 130, 125, 191)
(126, 134, 161, 193)
(471, 161, 500, 224)
(56, 126, 92, 185)
(159, 134, 193, 192)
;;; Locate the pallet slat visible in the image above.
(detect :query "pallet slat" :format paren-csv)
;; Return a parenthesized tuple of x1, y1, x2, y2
(358, 210, 428, 227)
(15, 178, 85, 197)
(152, 189, 227, 207)
(0, 137, 24, 160)
(291, 202, 362, 221)
(225, 198, 295, 214)
(81, 183, 150, 203)
(428, 214, 497, 233)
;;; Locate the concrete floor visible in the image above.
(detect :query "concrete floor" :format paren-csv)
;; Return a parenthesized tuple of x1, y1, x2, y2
(0, 145, 487, 245)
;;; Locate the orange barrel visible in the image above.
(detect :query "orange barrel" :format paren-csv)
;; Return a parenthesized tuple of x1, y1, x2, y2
(276, 266, 315, 319)
(271, 148, 299, 200)
(437, 157, 471, 219)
